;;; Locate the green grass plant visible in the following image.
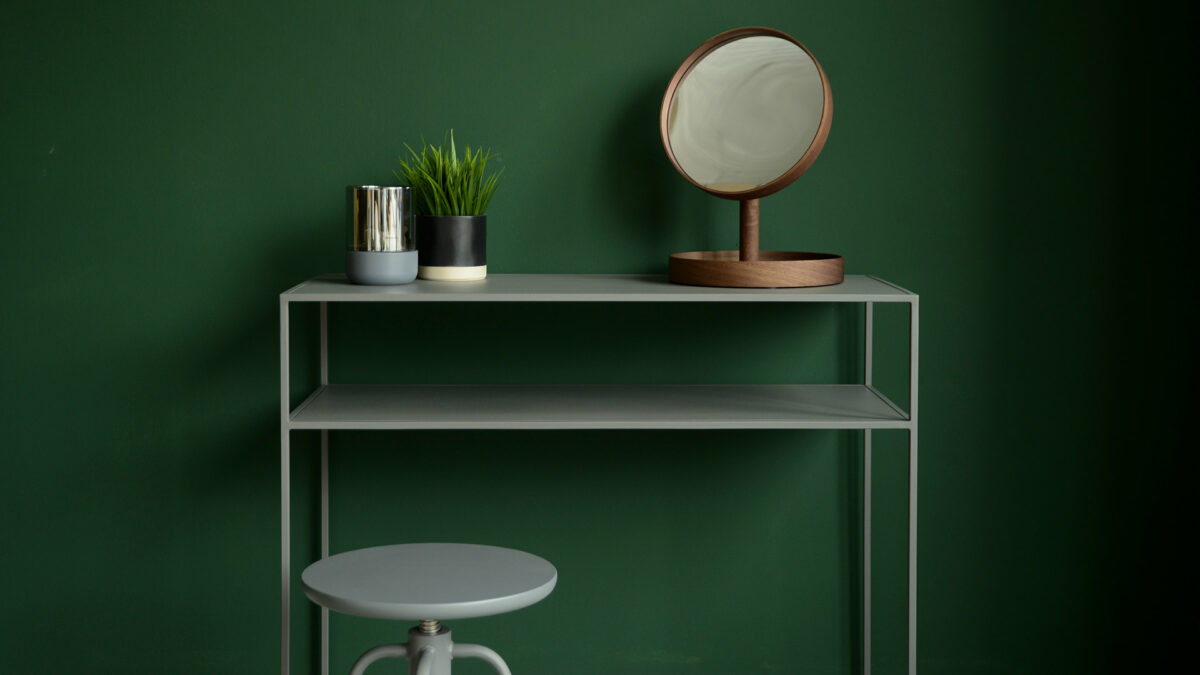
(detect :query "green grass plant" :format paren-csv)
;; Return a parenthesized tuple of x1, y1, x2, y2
(394, 130, 503, 216)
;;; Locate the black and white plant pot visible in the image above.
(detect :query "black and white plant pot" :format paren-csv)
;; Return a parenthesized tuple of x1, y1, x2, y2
(416, 215, 487, 281)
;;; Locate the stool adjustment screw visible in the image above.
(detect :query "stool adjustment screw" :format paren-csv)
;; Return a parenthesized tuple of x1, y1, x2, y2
(418, 619, 442, 635)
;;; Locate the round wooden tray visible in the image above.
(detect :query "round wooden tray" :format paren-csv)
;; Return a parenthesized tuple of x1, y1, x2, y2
(669, 250, 844, 288)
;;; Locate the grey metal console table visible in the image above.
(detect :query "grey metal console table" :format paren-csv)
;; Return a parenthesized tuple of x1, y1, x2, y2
(280, 273, 919, 675)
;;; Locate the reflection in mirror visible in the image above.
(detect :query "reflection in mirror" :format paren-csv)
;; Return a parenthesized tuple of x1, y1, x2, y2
(667, 36, 825, 193)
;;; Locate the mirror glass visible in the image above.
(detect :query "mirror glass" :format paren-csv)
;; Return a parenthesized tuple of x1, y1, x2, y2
(665, 35, 826, 194)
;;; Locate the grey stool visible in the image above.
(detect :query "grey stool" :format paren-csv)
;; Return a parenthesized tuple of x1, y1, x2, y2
(302, 543, 557, 675)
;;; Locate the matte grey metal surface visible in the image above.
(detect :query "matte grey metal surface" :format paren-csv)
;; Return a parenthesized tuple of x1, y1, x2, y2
(289, 384, 912, 430)
(865, 302, 874, 385)
(348, 644, 408, 675)
(864, 301, 873, 675)
(867, 385, 909, 421)
(453, 643, 512, 675)
(909, 300, 919, 675)
(280, 273, 919, 674)
(345, 629, 513, 675)
(301, 543, 557, 621)
(404, 628, 451, 675)
(318, 301, 329, 675)
(864, 428, 873, 674)
(320, 429, 329, 675)
(279, 298, 290, 675)
(347, 185, 414, 252)
(281, 274, 916, 303)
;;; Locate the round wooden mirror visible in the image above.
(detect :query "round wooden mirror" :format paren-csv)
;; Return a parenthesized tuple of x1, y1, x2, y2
(661, 27, 842, 288)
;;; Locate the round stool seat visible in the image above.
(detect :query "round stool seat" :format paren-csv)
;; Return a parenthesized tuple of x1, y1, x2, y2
(301, 543, 557, 621)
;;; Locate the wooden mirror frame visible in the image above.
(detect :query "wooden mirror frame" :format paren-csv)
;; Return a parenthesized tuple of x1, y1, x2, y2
(659, 26, 833, 202)
(660, 27, 842, 288)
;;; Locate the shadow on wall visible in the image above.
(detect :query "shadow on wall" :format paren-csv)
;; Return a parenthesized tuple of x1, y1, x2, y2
(326, 428, 862, 671)
(174, 209, 336, 506)
(2, 211, 338, 672)
(601, 76, 719, 270)
(170, 220, 334, 670)
(965, 1, 1151, 671)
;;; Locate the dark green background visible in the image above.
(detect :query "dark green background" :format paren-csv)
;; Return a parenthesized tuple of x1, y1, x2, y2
(1, 1, 1187, 673)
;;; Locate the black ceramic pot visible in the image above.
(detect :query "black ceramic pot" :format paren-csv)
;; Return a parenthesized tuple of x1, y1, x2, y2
(416, 215, 487, 280)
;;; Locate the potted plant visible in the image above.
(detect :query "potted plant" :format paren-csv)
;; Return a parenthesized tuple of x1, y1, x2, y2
(395, 131, 503, 281)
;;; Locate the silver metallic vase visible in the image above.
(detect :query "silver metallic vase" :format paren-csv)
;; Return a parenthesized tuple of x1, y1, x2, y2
(345, 185, 418, 285)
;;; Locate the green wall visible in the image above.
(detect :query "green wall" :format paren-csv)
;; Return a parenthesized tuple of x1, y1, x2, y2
(1, 1, 1183, 673)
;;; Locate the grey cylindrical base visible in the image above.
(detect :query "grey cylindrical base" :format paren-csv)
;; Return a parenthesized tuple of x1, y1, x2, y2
(347, 250, 418, 285)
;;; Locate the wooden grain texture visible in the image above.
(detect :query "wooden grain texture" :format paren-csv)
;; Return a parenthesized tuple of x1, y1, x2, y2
(740, 199, 760, 261)
(669, 250, 844, 288)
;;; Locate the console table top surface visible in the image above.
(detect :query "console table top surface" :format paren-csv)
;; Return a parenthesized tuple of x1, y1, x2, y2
(281, 273, 916, 302)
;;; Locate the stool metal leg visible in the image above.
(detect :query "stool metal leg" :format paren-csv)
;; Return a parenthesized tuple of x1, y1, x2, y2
(347, 624, 514, 675)
(348, 644, 409, 675)
(412, 646, 436, 675)
(406, 630, 450, 675)
(453, 643, 513, 675)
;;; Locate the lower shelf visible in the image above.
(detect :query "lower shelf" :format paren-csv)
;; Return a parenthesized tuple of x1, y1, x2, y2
(288, 384, 910, 430)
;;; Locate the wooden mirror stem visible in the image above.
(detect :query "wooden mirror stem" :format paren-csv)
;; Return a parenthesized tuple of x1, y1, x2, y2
(739, 198, 759, 261)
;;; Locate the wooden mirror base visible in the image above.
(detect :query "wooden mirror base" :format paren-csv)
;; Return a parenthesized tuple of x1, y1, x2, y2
(669, 250, 844, 288)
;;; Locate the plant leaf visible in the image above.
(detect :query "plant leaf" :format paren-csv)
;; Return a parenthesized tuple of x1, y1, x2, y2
(393, 130, 502, 216)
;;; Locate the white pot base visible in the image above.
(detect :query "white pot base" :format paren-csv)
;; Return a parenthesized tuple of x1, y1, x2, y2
(419, 265, 487, 281)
